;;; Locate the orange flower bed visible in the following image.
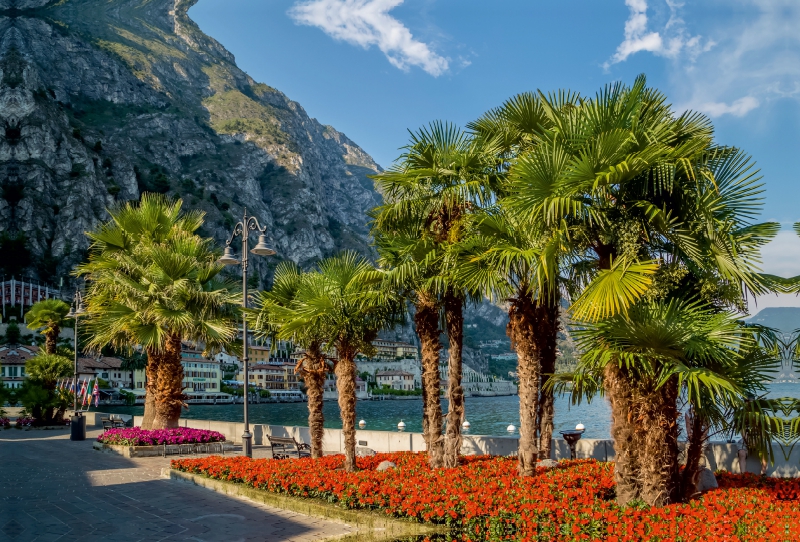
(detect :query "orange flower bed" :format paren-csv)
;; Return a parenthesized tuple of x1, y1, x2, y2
(171, 453, 800, 541)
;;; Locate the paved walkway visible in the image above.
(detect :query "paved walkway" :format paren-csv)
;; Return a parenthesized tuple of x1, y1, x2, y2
(0, 428, 354, 542)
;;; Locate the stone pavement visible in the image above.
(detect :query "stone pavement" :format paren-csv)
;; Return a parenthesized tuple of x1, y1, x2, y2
(0, 428, 354, 542)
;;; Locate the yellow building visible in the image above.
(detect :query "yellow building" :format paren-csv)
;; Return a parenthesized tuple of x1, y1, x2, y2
(371, 340, 418, 361)
(133, 346, 221, 393)
(235, 362, 299, 390)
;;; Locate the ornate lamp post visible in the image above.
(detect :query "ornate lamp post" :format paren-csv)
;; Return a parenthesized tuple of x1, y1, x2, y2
(218, 208, 275, 458)
(66, 290, 86, 440)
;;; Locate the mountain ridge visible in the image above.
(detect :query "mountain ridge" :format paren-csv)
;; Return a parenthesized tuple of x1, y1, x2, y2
(0, 0, 382, 285)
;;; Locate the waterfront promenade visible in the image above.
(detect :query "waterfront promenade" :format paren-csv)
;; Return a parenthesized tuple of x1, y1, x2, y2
(0, 428, 353, 541)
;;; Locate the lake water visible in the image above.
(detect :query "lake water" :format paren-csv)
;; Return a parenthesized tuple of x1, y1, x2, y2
(104, 383, 799, 439)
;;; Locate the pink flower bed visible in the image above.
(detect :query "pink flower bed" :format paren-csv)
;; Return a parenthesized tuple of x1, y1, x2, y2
(0, 417, 10, 427)
(15, 417, 35, 427)
(97, 427, 226, 446)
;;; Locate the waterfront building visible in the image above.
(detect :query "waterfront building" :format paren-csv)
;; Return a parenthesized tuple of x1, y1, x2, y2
(1, 278, 63, 320)
(77, 356, 130, 388)
(0, 344, 38, 389)
(370, 340, 418, 361)
(439, 359, 517, 397)
(133, 345, 222, 394)
(375, 370, 415, 391)
(235, 361, 300, 390)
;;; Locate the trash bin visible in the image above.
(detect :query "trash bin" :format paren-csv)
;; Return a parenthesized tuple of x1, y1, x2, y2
(70, 415, 86, 441)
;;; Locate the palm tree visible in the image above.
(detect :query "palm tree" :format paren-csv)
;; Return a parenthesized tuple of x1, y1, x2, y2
(464, 92, 584, 470)
(251, 261, 332, 458)
(508, 76, 779, 503)
(273, 252, 403, 471)
(23, 353, 73, 423)
(371, 121, 497, 468)
(77, 194, 238, 429)
(25, 299, 71, 354)
(456, 208, 568, 474)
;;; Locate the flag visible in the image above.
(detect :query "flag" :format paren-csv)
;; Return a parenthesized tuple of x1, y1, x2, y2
(79, 379, 87, 400)
(93, 379, 100, 407)
(82, 380, 89, 406)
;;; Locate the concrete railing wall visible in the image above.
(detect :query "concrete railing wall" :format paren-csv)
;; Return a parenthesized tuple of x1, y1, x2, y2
(129, 416, 799, 477)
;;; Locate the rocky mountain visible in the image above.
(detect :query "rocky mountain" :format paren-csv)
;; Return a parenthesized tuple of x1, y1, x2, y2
(0, 0, 382, 285)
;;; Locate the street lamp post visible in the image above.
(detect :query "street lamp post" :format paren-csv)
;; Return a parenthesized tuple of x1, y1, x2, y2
(218, 208, 275, 458)
(67, 290, 86, 440)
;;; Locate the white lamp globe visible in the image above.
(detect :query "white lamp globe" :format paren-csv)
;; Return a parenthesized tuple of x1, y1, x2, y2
(507, 424, 516, 433)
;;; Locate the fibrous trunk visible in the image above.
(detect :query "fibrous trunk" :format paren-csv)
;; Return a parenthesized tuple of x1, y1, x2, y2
(605, 362, 640, 504)
(535, 300, 559, 461)
(605, 362, 681, 506)
(680, 409, 708, 501)
(298, 344, 327, 458)
(141, 348, 160, 429)
(45, 327, 59, 355)
(635, 374, 680, 507)
(415, 292, 444, 469)
(509, 291, 540, 476)
(152, 333, 184, 429)
(443, 292, 464, 468)
(335, 350, 357, 471)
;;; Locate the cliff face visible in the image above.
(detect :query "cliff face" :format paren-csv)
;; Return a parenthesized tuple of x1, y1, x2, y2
(0, 0, 382, 284)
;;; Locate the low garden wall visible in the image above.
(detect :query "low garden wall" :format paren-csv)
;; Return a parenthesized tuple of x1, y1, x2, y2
(131, 415, 799, 477)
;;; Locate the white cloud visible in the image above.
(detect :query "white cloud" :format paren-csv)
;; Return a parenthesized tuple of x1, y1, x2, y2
(759, 229, 800, 278)
(606, 1, 800, 119)
(605, 0, 710, 67)
(699, 96, 760, 117)
(752, 229, 800, 310)
(289, 0, 449, 76)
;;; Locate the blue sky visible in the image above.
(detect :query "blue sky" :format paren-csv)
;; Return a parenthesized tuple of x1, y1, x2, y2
(190, 0, 800, 309)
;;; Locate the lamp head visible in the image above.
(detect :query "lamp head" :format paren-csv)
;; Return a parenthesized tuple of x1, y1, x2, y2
(250, 234, 276, 256)
(217, 245, 240, 265)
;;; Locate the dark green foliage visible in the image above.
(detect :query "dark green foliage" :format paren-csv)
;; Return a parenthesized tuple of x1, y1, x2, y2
(4, 321, 21, 344)
(93, 140, 103, 152)
(150, 173, 170, 193)
(69, 163, 84, 178)
(0, 233, 31, 275)
(72, 128, 82, 140)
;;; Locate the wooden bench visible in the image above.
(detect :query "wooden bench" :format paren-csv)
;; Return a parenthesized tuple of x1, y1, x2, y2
(267, 435, 311, 459)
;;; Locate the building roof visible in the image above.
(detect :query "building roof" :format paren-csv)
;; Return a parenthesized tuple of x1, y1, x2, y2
(376, 370, 414, 377)
(77, 356, 124, 373)
(0, 344, 40, 365)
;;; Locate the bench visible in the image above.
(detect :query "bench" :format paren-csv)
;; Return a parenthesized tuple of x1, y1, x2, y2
(101, 417, 126, 431)
(267, 435, 311, 459)
(162, 442, 226, 457)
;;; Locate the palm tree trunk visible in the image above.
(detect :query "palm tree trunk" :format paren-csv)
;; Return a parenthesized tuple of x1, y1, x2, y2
(680, 410, 708, 501)
(415, 292, 444, 468)
(335, 347, 357, 471)
(141, 348, 160, 429)
(536, 300, 559, 460)
(604, 362, 640, 505)
(153, 334, 184, 429)
(45, 326, 59, 355)
(637, 374, 680, 507)
(443, 292, 464, 468)
(509, 291, 540, 476)
(299, 344, 326, 459)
